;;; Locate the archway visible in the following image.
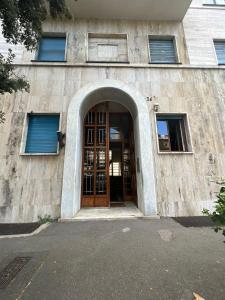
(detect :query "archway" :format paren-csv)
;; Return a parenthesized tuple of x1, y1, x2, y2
(61, 80, 157, 219)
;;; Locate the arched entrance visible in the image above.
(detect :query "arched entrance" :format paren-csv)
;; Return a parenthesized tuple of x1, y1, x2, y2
(61, 80, 157, 219)
(81, 101, 137, 208)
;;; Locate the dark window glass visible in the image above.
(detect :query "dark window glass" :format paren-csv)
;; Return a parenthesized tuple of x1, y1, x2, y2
(157, 116, 188, 152)
(38, 36, 66, 61)
(110, 127, 121, 140)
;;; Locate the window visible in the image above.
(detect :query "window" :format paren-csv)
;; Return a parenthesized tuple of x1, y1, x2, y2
(25, 114, 60, 154)
(204, 0, 225, 5)
(37, 36, 66, 61)
(149, 37, 178, 64)
(214, 41, 225, 64)
(88, 33, 128, 63)
(156, 114, 191, 153)
(110, 128, 121, 140)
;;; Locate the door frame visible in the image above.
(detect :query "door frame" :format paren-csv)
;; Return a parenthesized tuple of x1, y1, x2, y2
(81, 103, 110, 207)
(61, 80, 157, 219)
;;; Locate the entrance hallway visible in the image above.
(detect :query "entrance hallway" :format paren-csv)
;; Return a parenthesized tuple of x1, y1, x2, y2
(73, 202, 143, 220)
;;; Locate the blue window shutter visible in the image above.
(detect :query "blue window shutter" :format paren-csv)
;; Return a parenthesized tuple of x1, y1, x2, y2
(149, 39, 177, 63)
(214, 41, 225, 64)
(38, 37, 66, 61)
(25, 115, 60, 153)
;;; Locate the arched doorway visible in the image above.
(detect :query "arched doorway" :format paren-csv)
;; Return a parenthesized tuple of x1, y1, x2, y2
(81, 102, 137, 208)
(61, 80, 157, 219)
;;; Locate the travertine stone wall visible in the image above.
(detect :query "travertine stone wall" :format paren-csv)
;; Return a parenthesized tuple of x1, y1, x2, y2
(0, 66, 225, 221)
(88, 33, 128, 62)
(184, 0, 225, 65)
(0, 19, 189, 65)
(0, 3, 225, 222)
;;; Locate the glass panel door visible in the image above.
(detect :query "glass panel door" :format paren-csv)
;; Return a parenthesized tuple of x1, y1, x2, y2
(81, 104, 110, 207)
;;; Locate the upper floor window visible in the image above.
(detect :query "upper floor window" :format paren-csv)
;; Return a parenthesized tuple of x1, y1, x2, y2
(214, 41, 225, 64)
(25, 114, 60, 154)
(156, 114, 191, 153)
(87, 33, 129, 63)
(204, 0, 225, 5)
(37, 35, 66, 62)
(149, 37, 178, 64)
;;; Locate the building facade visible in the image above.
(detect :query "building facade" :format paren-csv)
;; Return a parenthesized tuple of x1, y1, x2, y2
(0, 0, 225, 222)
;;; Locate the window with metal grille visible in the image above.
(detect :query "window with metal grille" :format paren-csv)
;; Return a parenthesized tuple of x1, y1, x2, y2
(156, 114, 191, 153)
(37, 36, 66, 61)
(149, 37, 177, 64)
(214, 41, 225, 64)
(25, 114, 60, 154)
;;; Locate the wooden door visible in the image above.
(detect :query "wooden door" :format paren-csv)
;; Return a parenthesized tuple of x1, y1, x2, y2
(81, 103, 110, 207)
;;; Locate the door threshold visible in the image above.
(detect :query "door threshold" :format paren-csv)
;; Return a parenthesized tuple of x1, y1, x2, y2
(71, 202, 144, 220)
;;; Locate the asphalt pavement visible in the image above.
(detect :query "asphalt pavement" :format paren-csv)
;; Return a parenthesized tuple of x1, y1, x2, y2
(0, 218, 224, 300)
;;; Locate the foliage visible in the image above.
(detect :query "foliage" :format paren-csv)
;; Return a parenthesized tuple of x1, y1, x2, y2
(0, 0, 70, 120)
(0, 49, 29, 94)
(0, 0, 70, 51)
(38, 214, 54, 224)
(203, 179, 225, 242)
(0, 111, 5, 124)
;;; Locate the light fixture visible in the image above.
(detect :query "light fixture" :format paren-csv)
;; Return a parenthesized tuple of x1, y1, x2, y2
(153, 103, 160, 112)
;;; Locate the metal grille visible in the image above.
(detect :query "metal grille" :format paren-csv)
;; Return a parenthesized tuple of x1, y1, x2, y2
(97, 128, 106, 145)
(96, 149, 106, 170)
(86, 128, 95, 145)
(97, 112, 106, 125)
(83, 173, 94, 195)
(0, 257, 31, 289)
(84, 149, 94, 171)
(96, 173, 107, 194)
(87, 111, 95, 124)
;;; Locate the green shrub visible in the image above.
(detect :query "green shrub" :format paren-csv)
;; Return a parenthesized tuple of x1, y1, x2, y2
(203, 179, 225, 242)
(38, 214, 54, 225)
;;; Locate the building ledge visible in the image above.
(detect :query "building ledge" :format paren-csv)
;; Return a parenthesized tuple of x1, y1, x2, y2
(14, 62, 225, 70)
(67, 0, 192, 21)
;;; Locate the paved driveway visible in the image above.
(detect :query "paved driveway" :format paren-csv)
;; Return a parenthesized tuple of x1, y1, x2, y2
(0, 218, 224, 300)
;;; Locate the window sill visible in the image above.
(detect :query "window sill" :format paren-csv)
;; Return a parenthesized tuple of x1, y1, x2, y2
(157, 151, 194, 155)
(86, 60, 130, 64)
(203, 4, 225, 7)
(218, 63, 225, 65)
(20, 152, 59, 156)
(31, 60, 67, 63)
(149, 62, 182, 65)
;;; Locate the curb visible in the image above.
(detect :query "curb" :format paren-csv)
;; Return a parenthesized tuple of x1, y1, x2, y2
(59, 215, 161, 222)
(0, 223, 50, 239)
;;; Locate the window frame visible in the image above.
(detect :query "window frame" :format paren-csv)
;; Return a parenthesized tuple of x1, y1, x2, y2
(33, 33, 68, 63)
(20, 112, 62, 156)
(154, 112, 193, 155)
(148, 35, 181, 65)
(203, 0, 225, 6)
(86, 32, 130, 64)
(213, 39, 225, 65)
